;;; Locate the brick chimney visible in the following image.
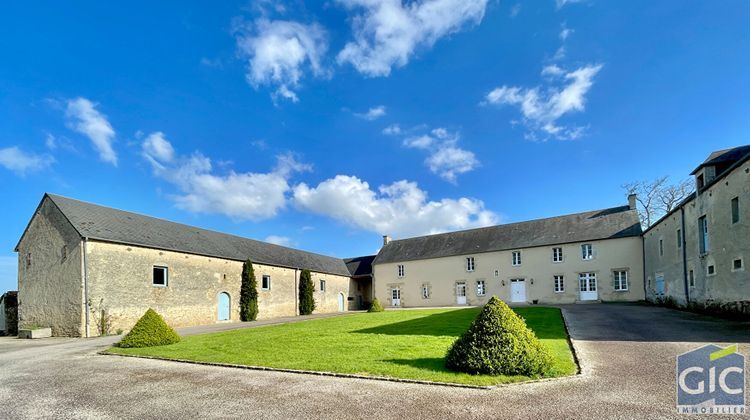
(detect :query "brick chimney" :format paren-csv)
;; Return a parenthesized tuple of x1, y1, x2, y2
(628, 194, 637, 210)
(383, 235, 392, 246)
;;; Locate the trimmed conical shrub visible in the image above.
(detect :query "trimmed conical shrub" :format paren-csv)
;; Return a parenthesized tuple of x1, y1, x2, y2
(368, 297, 384, 312)
(445, 296, 552, 376)
(118, 308, 180, 348)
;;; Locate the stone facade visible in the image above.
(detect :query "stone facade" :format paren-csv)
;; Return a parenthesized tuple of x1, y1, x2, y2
(373, 236, 645, 307)
(644, 156, 750, 314)
(16, 199, 85, 336)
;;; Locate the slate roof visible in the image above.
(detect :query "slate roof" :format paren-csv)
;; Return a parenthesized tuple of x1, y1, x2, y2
(343, 255, 376, 277)
(373, 205, 642, 264)
(37, 194, 351, 276)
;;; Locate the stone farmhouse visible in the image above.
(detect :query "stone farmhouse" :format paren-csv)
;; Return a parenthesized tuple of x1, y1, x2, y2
(13, 145, 750, 336)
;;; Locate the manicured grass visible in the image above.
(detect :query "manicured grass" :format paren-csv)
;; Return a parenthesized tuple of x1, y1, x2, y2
(107, 307, 576, 386)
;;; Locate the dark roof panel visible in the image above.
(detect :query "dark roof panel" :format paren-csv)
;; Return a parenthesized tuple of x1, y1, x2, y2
(46, 194, 351, 276)
(373, 205, 642, 264)
(691, 145, 750, 175)
(344, 255, 376, 277)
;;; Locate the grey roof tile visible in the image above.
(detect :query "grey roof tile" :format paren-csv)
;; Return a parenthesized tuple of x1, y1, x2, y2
(373, 205, 642, 264)
(343, 255, 376, 277)
(46, 194, 351, 276)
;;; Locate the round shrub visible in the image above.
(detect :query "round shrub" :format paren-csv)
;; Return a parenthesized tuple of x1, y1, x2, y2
(368, 297, 384, 313)
(118, 308, 180, 348)
(445, 296, 552, 376)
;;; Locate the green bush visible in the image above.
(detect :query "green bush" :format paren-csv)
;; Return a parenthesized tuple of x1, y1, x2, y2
(368, 297, 384, 312)
(240, 259, 259, 321)
(118, 308, 180, 348)
(299, 269, 315, 315)
(445, 296, 552, 376)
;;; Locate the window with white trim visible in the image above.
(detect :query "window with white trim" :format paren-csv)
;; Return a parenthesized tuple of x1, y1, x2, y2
(512, 251, 521, 266)
(397, 264, 405, 278)
(466, 257, 475, 272)
(554, 275, 564, 293)
(613, 270, 628, 291)
(320, 279, 326, 292)
(552, 247, 563, 263)
(262, 275, 271, 290)
(153, 266, 168, 287)
(581, 244, 593, 260)
(476, 280, 486, 296)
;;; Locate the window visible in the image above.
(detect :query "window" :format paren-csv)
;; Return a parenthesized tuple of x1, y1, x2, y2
(581, 244, 593, 260)
(552, 247, 563, 263)
(512, 251, 521, 266)
(659, 239, 664, 257)
(466, 257, 475, 272)
(397, 264, 405, 278)
(698, 216, 709, 255)
(153, 266, 168, 287)
(320, 279, 326, 292)
(61, 245, 67, 262)
(731, 197, 740, 224)
(262, 275, 271, 290)
(422, 284, 430, 299)
(613, 270, 629, 291)
(579, 272, 597, 291)
(25, 252, 31, 269)
(697, 174, 705, 190)
(733, 258, 743, 271)
(493, 269, 500, 277)
(677, 229, 682, 249)
(688, 270, 695, 287)
(476, 280, 486, 296)
(554, 275, 564, 293)
(707, 265, 715, 276)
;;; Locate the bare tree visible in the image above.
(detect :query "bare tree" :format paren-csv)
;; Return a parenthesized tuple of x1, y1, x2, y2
(623, 177, 694, 228)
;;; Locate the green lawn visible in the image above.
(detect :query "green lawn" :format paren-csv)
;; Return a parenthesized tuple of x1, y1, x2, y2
(107, 307, 577, 386)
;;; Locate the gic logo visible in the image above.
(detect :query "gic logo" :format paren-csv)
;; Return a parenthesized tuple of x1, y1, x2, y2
(676, 344, 745, 415)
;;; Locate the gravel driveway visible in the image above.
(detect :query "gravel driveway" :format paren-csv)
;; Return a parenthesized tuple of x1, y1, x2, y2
(1, 303, 748, 419)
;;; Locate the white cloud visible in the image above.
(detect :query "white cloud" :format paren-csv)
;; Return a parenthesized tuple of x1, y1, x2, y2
(484, 63, 603, 140)
(264, 235, 293, 247)
(293, 175, 497, 238)
(559, 26, 573, 41)
(234, 18, 328, 102)
(143, 134, 310, 220)
(0, 146, 54, 176)
(401, 127, 478, 182)
(382, 124, 402, 135)
(336, 0, 488, 77)
(142, 132, 175, 169)
(510, 3, 521, 17)
(541, 64, 564, 77)
(65, 97, 117, 165)
(354, 105, 387, 120)
(556, 0, 584, 9)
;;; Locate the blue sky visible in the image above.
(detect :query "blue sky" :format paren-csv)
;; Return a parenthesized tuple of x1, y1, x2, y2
(1, 1, 749, 293)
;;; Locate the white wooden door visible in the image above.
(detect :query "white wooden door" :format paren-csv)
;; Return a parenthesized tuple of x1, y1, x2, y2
(579, 272, 598, 301)
(456, 282, 467, 305)
(510, 279, 526, 303)
(391, 287, 401, 307)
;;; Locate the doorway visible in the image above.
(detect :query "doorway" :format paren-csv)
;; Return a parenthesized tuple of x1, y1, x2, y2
(579, 272, 598, 301)
(218, 292, 231, 321)
(456, 282, 467, 305)
(510, 279, 526, 303)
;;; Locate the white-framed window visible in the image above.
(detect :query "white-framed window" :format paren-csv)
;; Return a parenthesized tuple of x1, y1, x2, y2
(699, 216, 709, 255)
(466, 257, 475, 272)
(262, 275, 271, 290)
(579, 272, 597, 291)
(688, 269, 695, 287)
(153, 266, 168, 287)
(554, 275, 564, 293)
(552, 247, 563, 263)
(320, 279, 326, 292)
(613, 270, 629, 291)
(422, 284, 430, 299)
(512, 251, 521, 266)
(659, 239, 664, 257)
(581, 244, 594, 260)
(493, 269, 500, 277)
(476, 280, 486, 296)
(397, 264, 405, 278)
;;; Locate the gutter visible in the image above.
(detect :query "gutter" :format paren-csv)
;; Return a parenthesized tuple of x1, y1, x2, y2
(680, 207, 690, 304)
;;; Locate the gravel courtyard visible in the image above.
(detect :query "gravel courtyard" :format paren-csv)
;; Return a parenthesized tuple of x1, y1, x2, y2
(1, 303, 748, 419)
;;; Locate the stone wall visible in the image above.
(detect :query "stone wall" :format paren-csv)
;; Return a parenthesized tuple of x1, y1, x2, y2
(16, 198, 84, 336)
(85, 241, 352, 336)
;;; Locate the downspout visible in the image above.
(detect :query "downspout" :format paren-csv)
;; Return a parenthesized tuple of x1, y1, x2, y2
(680, 207, 690, 305)
(82, 238, 90, 338)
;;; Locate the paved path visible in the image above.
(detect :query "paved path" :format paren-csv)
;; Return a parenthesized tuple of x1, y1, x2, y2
(1, 303, 748, 419)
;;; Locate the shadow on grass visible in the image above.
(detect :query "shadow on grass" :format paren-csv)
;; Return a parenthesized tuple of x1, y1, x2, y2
(354, 308, 480, 337)
(385, 357, 448, 374)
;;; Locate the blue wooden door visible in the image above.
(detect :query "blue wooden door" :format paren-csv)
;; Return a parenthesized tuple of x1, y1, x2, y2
(218, 292, 230, 321)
